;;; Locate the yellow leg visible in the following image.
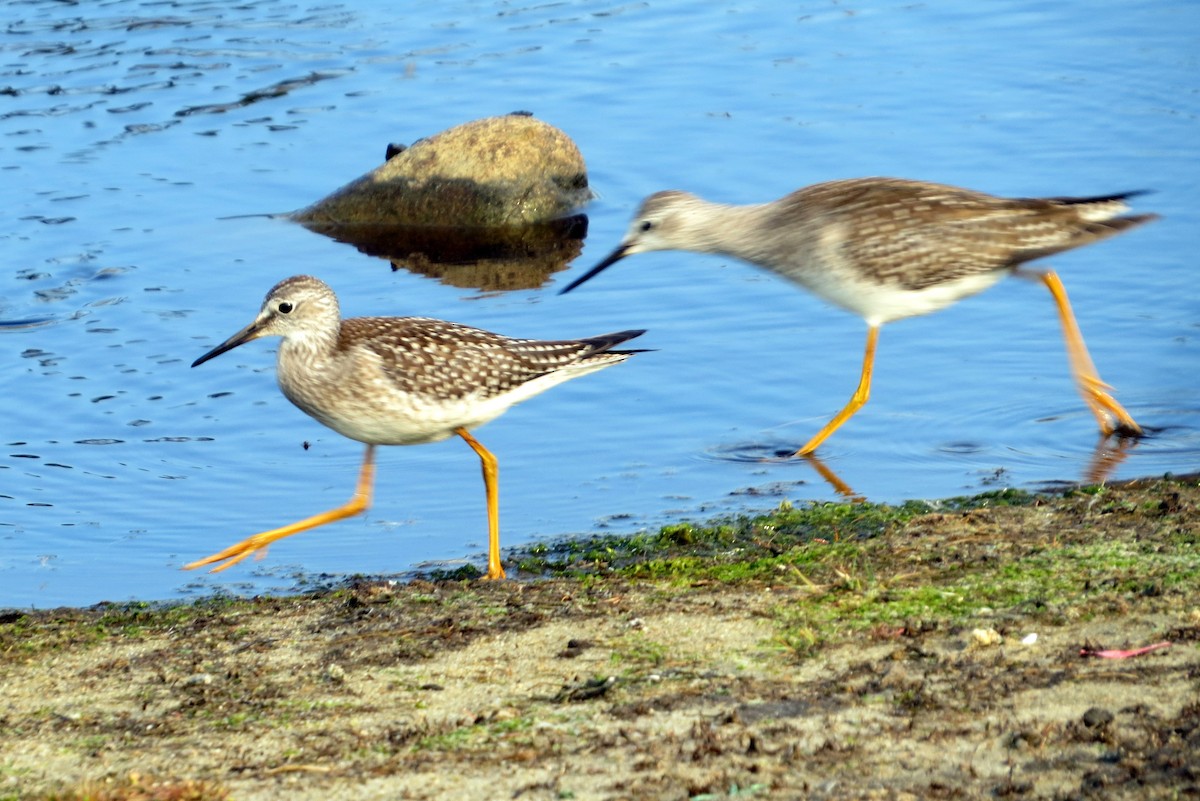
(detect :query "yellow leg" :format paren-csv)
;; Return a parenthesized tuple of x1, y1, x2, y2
(184, 444, 377, 573)
(456, 427, 506, 580)
(795, 325, 879, 457)
(1040, 270, 1141, 437)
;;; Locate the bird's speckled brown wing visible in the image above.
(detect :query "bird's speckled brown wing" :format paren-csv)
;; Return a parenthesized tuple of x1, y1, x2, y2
(784, 179, 1153, 290)
(339, 317, 643, 401)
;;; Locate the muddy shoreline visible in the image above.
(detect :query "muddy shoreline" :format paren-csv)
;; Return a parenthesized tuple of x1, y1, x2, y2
(3, 475, 1198, 800)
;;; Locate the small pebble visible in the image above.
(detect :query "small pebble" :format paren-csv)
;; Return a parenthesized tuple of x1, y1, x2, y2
(1082, 707, 1114, 728)
(184, 672, 215, 687)
(971, 628, 1002, 647)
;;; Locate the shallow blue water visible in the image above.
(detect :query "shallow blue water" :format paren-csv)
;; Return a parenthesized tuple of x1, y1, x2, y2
(1, 0, 1196, 608)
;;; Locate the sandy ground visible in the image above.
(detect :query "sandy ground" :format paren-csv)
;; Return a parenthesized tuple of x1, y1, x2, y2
(2, 476, 1198, 801)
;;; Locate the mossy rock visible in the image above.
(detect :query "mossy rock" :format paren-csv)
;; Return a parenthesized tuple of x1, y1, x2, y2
(293, 114, 591, 227)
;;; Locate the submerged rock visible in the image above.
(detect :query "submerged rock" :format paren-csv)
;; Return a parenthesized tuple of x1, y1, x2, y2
(293, 114, 591, 227)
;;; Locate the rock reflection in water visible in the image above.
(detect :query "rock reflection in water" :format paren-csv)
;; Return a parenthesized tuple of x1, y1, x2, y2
(298, 214, 587, 291)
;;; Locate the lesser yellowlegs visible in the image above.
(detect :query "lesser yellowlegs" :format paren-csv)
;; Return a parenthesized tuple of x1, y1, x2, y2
(186, 274, 645, 579)
(560, 177, 1156, 454)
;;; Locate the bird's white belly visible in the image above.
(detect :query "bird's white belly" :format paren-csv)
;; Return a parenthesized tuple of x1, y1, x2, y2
(799, 267, 1007, 326)
(277, 357, 607, 447)
(280, 375, 490, 446)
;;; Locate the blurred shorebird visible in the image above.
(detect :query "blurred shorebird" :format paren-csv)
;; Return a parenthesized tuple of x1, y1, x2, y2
(186, 275, 644, 579)
(560, 177, 1156, 454)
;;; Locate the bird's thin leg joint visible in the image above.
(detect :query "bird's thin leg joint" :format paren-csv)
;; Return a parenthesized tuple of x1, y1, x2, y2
(1039, 270, 1142, 437)
(795, 325, 879, 457)
(184, 444, 377, 573)
(456, 427, 506, 580)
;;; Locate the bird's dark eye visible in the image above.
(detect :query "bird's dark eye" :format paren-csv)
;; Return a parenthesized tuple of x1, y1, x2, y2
(277, 301, 294, 314)
(639, 220, 653, 232)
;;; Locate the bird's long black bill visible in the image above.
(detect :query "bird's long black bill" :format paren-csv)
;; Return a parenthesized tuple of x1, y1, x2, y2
(191, 320, 263, 368)
(557, 243, 630, 295)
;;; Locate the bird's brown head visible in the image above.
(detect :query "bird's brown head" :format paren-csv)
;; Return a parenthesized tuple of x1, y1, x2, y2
(558, 190, 699, 295)
(192, 275, 340, 368)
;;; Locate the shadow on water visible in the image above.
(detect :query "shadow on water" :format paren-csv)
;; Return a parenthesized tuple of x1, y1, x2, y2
(704, 443, 864, 500)
(709, 434, 1150, 500)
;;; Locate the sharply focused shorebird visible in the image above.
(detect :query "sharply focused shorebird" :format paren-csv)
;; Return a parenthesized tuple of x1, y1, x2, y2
(185, 275, 644, 579)
(560, 177, 1156, 454)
